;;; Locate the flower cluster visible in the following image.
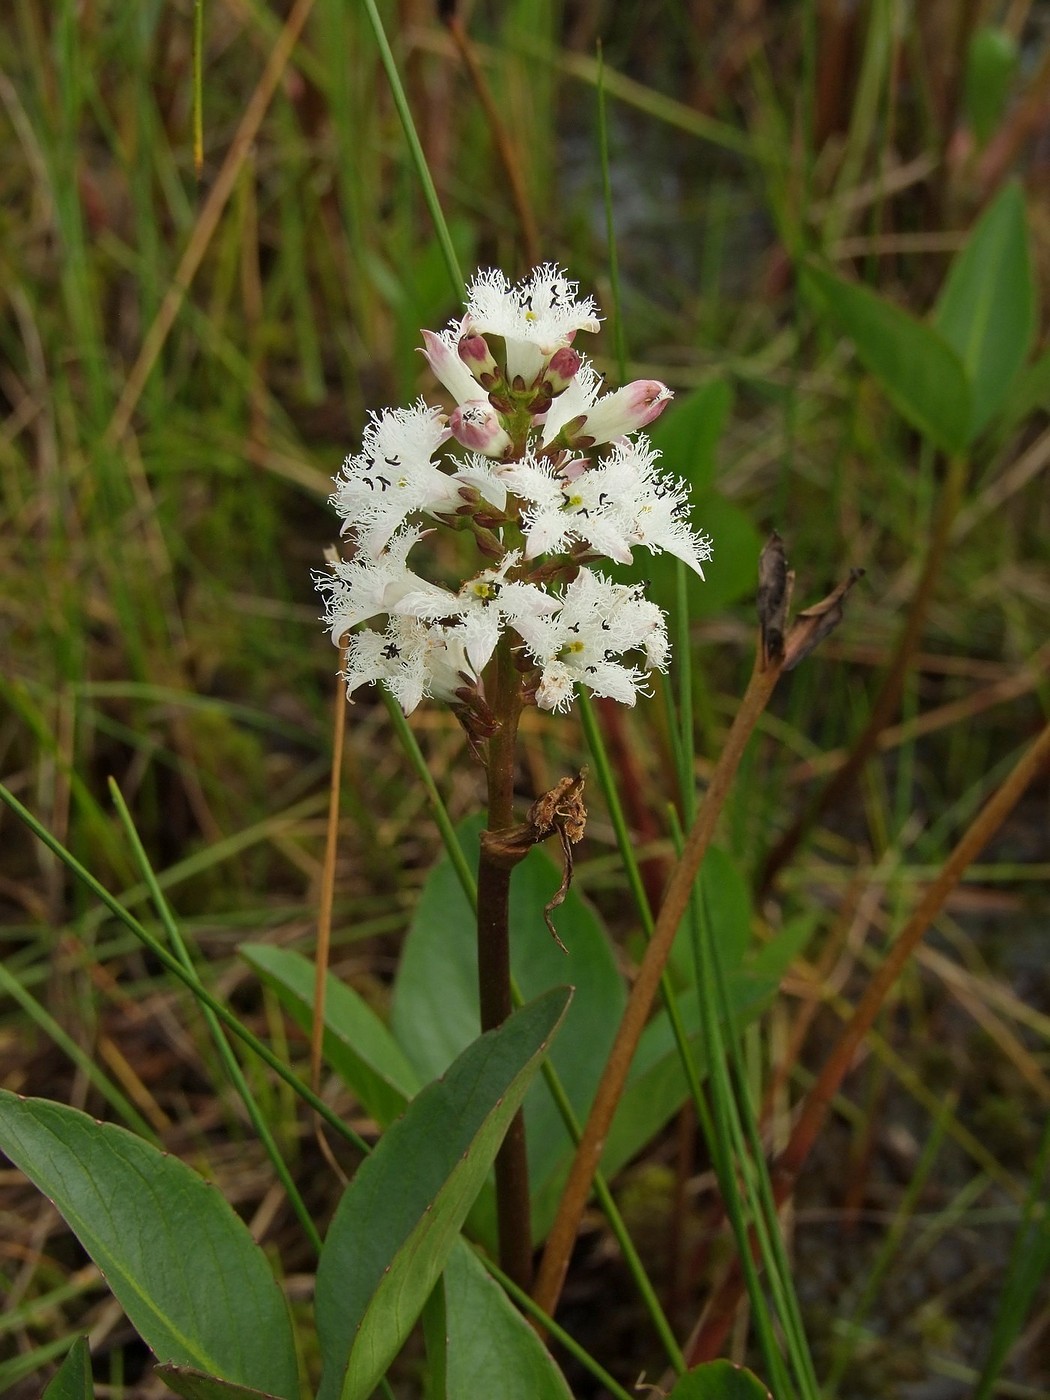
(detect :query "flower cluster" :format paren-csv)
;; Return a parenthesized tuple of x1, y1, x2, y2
(316, 265, 711, 719)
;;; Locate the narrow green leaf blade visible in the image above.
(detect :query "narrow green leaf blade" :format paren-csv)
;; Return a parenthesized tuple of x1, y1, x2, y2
(43, 1338, 94, 1400)
(315, 986, 573, 1400)
(441, 1240, 572, 1399)
(934, 181, 1035, 436)
(241, 942, 419, 1126)
(155, 1368, 289, 1400)
(0, 1094, 298, 1399)
(667, 1359, 772, 1398)
(156, 1366, 289, 1400)
(803, 263, 971, 454)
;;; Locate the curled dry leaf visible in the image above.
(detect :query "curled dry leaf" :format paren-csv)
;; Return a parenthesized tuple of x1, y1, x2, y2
(783, 568, 865, 671)
(479, 771, 588, 950)
(757, 531, 793, 667)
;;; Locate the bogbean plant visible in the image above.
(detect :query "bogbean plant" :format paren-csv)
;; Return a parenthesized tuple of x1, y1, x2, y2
(6, 182, 1046, 1392)
(11, 181, 1045, 1390)
(0, 270, 778, 1400)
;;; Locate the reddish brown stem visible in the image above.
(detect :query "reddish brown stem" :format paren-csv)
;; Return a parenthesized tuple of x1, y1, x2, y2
(447, 15, 541, 271)
(477, 632, 532, 1290)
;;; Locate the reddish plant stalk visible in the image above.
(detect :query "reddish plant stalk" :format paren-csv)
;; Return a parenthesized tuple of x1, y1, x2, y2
(477, 631, 532, 1290)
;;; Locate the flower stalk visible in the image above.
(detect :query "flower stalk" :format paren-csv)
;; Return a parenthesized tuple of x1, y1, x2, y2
(315, 263, 711, 1296)
(476, 630, 533, 1285)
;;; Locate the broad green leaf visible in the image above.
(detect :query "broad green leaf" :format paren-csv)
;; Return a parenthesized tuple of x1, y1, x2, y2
(439, 1239, 573, 1399)
(964, 27, 1018, 147)
(667, 1359, 772, 1398)
(240, 943, 419, 1126)
(995, 343, 1050, 435)
(156, 1369, 288, 1400)
(749, 914, 816, 982)
(391, 815, 626, 1245)
(647, 380, 733, 495)
(0, 1093, 298, 1400)
(529, 972, 776, 1232)
(315, 986, 573, 1400)
(803, 264, 971, 455)
(934, 181, 1034, 437)
(642, 494, 764, 618)
(43, 1338, 93, 1400)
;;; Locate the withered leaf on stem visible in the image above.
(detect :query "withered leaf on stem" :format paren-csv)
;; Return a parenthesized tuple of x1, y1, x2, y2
(479, 771, 587, 951)
(758, 531, 793, 667)
(783, 568, 865, 671)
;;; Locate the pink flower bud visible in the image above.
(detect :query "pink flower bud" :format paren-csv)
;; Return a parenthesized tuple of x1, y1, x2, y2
(580, 380, 673, 444)
(458, 334, 499, 385)
(544, 346, 582, 392)
(420, 329, 480, 405)
(449, 402, 513, 457)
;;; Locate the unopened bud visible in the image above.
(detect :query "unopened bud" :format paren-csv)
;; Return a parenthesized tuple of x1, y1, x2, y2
(580, 380, 673, 444)
(544, 346, 582, 392)
(458, 334, 499, 385)
(421, 328, 481, 405)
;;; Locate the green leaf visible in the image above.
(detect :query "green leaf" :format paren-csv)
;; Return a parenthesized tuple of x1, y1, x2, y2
(439, 1240, 573, 1399)
(240, 943, 419, 1126)
(155, 1369, 289, 1400)
(315, 986, 573, 1400)
(995, 342, 1050, 435)
(43, 1338, 93, 1400)
(642, 494, 763, 618)
(647, 380, 733, 495)
(964, 27, 1019, 147)
(627, 380, 759, 616)
(934, 181, 1034, 438)
(803, 263, 971, 454)
(667, 1359, 772, 1398)
(668, 845, 751, 986)
(600, 974, 773, 1184)
(0, 1093, 298, 1399)
(391, 815, 626, 1244)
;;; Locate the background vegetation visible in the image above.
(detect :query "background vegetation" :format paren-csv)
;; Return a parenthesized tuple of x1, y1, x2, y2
(1, 1, 1048, 1396)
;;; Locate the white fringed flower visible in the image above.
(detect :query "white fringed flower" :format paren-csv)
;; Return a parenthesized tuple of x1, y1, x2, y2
(342, 616, 472, 715)
(394, 551, 558, 676)
(319, 266, 712, 718)
(461, 265, 601, 386)
(509, 436, 711, 576)
(513, 568, 670, 712)
(331, 402, 460, 556)
(315, 527, 426, 641)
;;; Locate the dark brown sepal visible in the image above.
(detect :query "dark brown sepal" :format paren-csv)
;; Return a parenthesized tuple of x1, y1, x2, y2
(783, 569, 865, 672)
(757, 531, 792, 667)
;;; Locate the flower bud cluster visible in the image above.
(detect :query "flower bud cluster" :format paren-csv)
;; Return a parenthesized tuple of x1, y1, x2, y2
(316, 265, 712, 718)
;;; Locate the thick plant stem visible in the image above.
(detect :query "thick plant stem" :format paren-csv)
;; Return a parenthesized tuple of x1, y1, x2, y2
(477, 633, 532, 1290)
(759, 455, 968, 895)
